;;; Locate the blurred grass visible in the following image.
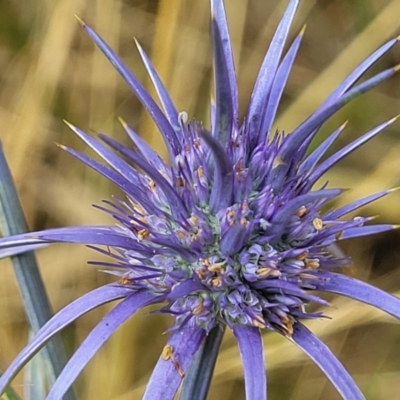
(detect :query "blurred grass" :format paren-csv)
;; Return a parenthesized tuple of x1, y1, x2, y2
(0, 0, 400, 399)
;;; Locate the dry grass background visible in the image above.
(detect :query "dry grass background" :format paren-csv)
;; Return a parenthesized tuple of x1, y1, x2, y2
(1, 0, 400, 399)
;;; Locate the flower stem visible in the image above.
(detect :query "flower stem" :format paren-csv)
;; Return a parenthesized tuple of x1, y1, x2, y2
(0, 371, 21, 400)
(0, 142, 76, 400)
(180, 325, 225, 400)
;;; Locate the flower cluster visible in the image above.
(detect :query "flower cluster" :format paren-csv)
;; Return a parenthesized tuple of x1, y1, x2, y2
(1, 0, 400, 399)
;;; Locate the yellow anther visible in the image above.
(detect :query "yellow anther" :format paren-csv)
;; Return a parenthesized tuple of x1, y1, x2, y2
(295, 252, 308, 261)
(201, 258, 210, 266)
(252, 315, 266, 328)
(132, 203, 145, 215)
(176, 230, 187, 239)
(161, 345, 185, 377)
(257, 267, 271, 276)
(305, 258, 320, 269)
(296, 206, 307, 218)
(211, 277, 222, 287)
(193, 302, 204, 315)
(162, 345, 173, 360)
(118, 276, 131, 285)
(285, 320, 294, 336)
(313, 218, 323, 230)
(240, 218, 248, 226)
(197, 269, 207, 280)
(298, 273, 319, 280)
(137, 229, 150, 240)
(208, 264, 224, 273)
(227, 209, 235, 219)
(197, 166, 204, 178)
(269, 269, 281, 277)
(148, 180, 156, 190)
(189, 215, 199, 225)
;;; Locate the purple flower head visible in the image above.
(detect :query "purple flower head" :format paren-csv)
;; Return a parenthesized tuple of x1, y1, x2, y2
(1, 0, 400, 399)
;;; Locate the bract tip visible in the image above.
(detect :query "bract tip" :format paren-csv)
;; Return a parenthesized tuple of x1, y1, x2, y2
(133, 36, 141, 49)
(55, 142, 67, 150)
(63, 119, 74, 129)
(117, 116, 128, 128)
(74, 14, 85, 27)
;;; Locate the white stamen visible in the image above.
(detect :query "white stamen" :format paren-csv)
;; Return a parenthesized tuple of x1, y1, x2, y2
(179, 111, 188, 124)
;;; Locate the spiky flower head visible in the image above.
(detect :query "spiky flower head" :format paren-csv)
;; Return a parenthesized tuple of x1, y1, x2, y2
(1, 0, 400, 399)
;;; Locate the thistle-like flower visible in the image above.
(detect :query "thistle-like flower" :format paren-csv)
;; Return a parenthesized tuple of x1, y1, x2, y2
(1, 0, 400, 399)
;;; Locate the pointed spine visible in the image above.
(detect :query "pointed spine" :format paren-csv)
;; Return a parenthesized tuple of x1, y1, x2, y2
(245, 0, 299, 147)
(210, 0, 238, 145)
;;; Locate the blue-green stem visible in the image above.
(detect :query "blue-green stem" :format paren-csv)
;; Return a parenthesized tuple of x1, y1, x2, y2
(180, 325, 225, 400)
(0, 143, 75, 400)
(0, 371, 22, 400)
